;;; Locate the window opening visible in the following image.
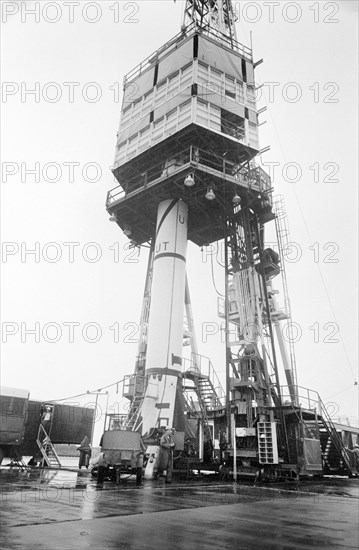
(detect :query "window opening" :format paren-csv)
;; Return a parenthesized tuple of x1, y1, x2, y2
(221, 108, 245, 140)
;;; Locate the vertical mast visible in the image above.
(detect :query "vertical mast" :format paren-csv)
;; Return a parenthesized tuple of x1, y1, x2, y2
(183, 0, 237, 47)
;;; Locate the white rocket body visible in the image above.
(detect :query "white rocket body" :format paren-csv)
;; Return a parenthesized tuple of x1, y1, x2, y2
(140, 199, 188, 436)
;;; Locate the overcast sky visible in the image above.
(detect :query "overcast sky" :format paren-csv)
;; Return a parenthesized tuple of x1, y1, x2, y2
(1, 0, 358, 441)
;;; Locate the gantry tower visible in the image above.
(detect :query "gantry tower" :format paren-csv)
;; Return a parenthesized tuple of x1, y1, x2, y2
(105, 1, 350, 477)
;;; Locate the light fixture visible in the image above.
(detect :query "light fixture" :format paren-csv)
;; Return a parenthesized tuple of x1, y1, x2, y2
(184, 174, 195, 187)
(205, 187, 216, 200)
(109, 213, 117, 222)
(232, 193, 241, 205)
(123, 225, 132, 236)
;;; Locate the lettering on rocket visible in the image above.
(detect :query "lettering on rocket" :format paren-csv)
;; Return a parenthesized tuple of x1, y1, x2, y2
(155, 241, 170, 253)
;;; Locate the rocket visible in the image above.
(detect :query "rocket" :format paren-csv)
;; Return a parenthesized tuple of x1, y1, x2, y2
(139, 199, 188, 436)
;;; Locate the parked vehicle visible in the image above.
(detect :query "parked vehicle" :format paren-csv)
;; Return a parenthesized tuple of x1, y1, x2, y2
(91, 430, 143, 484)
(0, 386, 30, 464)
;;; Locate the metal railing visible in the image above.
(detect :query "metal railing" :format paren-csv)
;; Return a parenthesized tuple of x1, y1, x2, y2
(124, 24, 252, 86)
(107, 147, 192, 207)
(106, 185, 125, 206)
(123, 374, 145, 398)
(107, 145, 272, 209)
(124, 28, 192, 84)
(280, 385, 322, 414)
(183, 352, 226, 407)
(281, 385, 353, 475)
(36, 424, 62, 468)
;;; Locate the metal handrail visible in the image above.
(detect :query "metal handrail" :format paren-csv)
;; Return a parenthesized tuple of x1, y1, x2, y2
(124, 25, 252, 86)
(107, 145, 271, 209)
(124, 28, 192, 84)
(280, 385, 353, 474)
(36, 424, 62, 467)
(106, 186, 125, 206)
(183, 353, 226, 406)
(109, 146, 191, 197)
(280, 385, 322, 414)
(317, 397, 352, 473)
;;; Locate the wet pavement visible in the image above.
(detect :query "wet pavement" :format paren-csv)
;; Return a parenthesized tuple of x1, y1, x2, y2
(1, 466, 358, 549)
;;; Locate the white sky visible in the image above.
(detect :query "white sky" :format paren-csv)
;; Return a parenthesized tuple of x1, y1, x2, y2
(1, 1, 358, 441)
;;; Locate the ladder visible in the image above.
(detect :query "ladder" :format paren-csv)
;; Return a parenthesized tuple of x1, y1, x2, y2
(36, 424, 62, 468)
(124, 395, 144, 431)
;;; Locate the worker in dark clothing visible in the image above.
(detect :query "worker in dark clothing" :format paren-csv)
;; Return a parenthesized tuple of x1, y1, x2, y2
(136, 452, 144, 485)
(96, 452, 107, 485)
(219, 462, 230, 481)
(219, 431, 227, 464)
(78, 436, 91, 469)
(40, 405, 53, 441)
(41, 406, 52, 427)
(346, 445, 359, 474)
(156, 428, 176, 482)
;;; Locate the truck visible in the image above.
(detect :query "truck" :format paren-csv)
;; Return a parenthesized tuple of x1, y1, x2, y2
(91, 430, 143, 484)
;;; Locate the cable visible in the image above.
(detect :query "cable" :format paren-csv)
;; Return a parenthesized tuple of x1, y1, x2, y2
(242, 59, 358, 385)
(210, 245, 224, 297)
(216, 240, 225, 268)
(47, 377, 127, 403)
(324, 383, 358, 401)
(268, 108, 356, 384)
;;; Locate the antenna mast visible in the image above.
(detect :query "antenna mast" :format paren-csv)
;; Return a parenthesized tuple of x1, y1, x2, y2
(183, 0, 238, 47)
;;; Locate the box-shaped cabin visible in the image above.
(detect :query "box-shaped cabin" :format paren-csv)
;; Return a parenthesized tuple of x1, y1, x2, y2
(114, 31, 258, 175)
(108, 30, 269, 246)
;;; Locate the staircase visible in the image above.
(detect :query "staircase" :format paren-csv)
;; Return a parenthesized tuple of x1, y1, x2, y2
(36, 424, 61, 468)
(182, 380, 214, 450)
(281, 385, 353, 477)
(317, 400, 352, 476)
(183, 355, 225, 412)
(182, 355, 225, 450)
(196, 375, 224, 411)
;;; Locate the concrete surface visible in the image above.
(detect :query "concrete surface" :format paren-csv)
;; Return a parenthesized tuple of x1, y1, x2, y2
(1, 467, 358, 549)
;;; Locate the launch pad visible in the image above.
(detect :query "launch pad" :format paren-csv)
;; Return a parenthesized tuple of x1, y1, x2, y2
(104, 2, 356, 481)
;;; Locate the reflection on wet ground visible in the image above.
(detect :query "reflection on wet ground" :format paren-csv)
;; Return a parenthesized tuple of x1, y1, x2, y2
(1, 467, 358, 549)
